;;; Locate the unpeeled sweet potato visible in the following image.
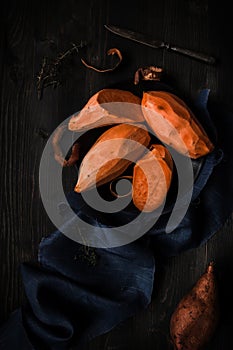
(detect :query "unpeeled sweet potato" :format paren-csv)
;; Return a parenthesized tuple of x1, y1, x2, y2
(75, 123, 150, 192)
(170, 262, 219, 350)
(132, 144, 173, 212)
(68, 89, 144, 131)
(141, 91, 214, 159)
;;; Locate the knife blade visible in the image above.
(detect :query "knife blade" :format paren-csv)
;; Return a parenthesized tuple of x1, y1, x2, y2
(104, 24, 216, 65)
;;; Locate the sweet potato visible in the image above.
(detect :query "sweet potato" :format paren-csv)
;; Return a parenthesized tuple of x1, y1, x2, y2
(141, 91, 214, 159)
(68, 89, 144, 131)
(132, 144, 173, 212)
(75, 124, 150, 192)
(170, 262, 219, 350)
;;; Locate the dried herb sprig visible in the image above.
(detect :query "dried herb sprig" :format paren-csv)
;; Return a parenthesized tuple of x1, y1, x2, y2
(72, 220, 99, 267)
(74, 246, 99, 267)
(36, 41, 87, 100)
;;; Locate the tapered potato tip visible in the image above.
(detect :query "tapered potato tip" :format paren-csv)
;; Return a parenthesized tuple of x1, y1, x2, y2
(207, 261, 214, 273)
(170, 261, 219, 350)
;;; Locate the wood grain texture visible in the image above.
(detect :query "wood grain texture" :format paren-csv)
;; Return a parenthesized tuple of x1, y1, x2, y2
(0, 0, 233, 349)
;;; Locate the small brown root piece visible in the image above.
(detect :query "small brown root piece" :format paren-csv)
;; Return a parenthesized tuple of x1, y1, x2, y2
(170, 261, 219, 350)
(64, 143, 80, 167)
(52, 125, 80, 167)
(134, 66, 163, 85)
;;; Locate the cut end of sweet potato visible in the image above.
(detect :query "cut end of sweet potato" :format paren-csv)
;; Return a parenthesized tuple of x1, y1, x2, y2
(141, 91, 214, 159)
(68, 89, 144, 131)
(132, 144, 173, 212)
(75, 124, 150, 192)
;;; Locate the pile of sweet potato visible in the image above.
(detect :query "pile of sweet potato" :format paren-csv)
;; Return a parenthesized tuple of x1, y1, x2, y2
(64, 88, 214, 212)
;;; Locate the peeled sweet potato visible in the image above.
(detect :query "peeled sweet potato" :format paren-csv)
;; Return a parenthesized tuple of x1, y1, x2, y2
(132, 144, 173, 212)
(75, 124, 150, 192)
(68, 89, 144, 131)
(170, 262, 219, 350)
(141, 91, 214, 159)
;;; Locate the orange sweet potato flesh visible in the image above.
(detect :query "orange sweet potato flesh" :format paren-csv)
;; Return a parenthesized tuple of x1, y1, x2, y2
(75, 124, 150, 192)
(68, 89, 144, 131)
(170, 262, 219, 350)
(141, 91, 214, 159)
(132, 144, 173, 212)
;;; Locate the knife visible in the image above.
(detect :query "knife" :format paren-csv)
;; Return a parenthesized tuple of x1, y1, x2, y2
(104, 24, 216, 65)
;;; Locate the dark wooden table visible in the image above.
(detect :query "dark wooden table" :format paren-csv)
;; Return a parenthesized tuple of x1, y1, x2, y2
(1, 1, 233, 349)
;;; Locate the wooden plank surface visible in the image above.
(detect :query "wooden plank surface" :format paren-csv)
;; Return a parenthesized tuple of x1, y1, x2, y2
(0, 1, 233, 349)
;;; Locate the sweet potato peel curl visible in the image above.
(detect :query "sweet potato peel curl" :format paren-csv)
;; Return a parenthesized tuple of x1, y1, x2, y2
(81, 48, 122, 72)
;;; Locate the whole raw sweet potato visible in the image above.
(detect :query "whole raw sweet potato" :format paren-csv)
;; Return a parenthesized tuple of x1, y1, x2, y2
(68, 89, 144, 131)
(132, 144, 173, 212)
(75, 124, 150, 192)
(170, 262, 219, 350)
(141, 91, 214, 159)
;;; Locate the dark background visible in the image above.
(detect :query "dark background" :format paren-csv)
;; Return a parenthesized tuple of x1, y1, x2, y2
(1, 0, 233, 349)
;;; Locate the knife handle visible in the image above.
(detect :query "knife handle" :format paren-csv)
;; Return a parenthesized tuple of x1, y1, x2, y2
(167, 44, 216, 64)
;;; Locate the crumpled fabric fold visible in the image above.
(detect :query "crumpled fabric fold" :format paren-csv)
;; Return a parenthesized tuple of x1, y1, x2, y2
(1, 88, 233, 350)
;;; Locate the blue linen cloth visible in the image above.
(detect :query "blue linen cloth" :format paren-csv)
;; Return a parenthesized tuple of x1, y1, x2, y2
(1, 89, 233, 350)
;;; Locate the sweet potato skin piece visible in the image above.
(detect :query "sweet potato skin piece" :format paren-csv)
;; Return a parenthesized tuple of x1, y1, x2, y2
(132, 144, 173, 212)
(75, 124, 150, 192)
(170, 262, 219, 350)
(68, 89, 144, 131)
(141, 91, 214, 159)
